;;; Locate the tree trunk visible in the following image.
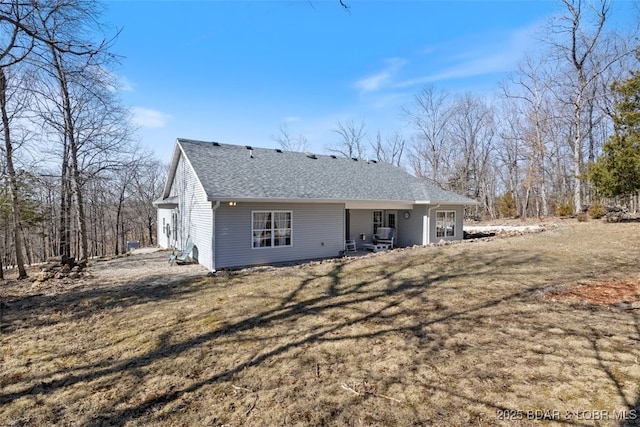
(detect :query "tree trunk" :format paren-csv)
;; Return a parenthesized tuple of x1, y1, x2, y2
(573, 100, 583, 214)
(0, 68, 28, 279)
(114, 180, 127, 255)
(70, 145, 88, 260)
(59, 144, 71, 258)
(147, 215, 154, 245)
(115, 202, 121, 255)
(49, 44, 89, 261)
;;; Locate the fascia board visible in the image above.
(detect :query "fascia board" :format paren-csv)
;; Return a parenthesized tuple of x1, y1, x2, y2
(162, 141, 183, 199)
(415, 200, 479, 206)
(208, 196, 413, 208)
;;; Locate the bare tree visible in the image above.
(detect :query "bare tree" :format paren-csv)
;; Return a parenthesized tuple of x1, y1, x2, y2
(0, 1, 39, 279)
(132, 159, 165, 246)
(0, 68, 28, 278)
(371, 129, 405, 167)
(495, 97, 526, 214)
(0, 1, 166, 270)
(270, 123, 309, 152)
(546, 0, 634, 213)
(109, 151, 159, 255)
(30, 0, 125, 261)
(447, 93, 496, 217)
(500, 55, 557, 217)
(404, 86, 453, 182)
(326, 118, 367, 159)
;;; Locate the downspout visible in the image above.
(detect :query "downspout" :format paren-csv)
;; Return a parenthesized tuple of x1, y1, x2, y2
(211, 201, 220, 272)
(426, 204, 441, 245)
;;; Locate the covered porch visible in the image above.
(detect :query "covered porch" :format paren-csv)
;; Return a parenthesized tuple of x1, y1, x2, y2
(345, 201, 414, 251)
(344, 201, 466, 250)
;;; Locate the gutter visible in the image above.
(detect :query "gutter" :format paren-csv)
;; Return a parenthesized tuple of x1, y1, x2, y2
(426, 204, 441, 245)
(211, 201, 220, 272)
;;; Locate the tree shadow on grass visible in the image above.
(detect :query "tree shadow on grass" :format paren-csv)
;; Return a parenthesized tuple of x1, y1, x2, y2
(0, 250, 207, 334)
(0, 274, 207, 334)
(621, 312, 640, 427)
(2, 246, 639, 426)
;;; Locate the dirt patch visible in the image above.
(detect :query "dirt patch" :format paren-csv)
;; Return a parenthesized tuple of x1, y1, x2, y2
(546, 280, 640, 307)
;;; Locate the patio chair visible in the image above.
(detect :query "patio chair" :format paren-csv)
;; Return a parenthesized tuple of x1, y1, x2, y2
(345, 239, 357, 252)
(169, 242, 195, 265)
(374, 227, 395, 248)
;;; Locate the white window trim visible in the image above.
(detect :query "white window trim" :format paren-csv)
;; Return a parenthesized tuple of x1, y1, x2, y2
(436, 210, 456, 238)
(373, 210, 383, 234)
(251, 210, 293, 249)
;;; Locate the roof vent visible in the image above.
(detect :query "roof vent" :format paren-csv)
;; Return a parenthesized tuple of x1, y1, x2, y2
(275, 149, 283, 153)
(245, 145, 253, 150)
(330, 155, 337, 159)
(352, 157, 358, 161)
(305, 152, 317, 159)
(212, 141, 220, 147)
(371, 160, 377, 163)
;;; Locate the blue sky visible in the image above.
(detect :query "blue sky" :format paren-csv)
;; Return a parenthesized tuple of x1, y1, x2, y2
(103, 0, 635, 163)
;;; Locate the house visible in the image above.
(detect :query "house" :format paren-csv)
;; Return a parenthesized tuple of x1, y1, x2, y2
(154, 138, 477, 271)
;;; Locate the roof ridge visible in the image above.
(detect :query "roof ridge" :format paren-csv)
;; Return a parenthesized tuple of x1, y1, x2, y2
(177, 138, 382, 163)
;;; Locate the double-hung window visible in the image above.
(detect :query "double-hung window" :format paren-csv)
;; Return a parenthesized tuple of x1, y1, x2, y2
(436, 211, 456, 238)
(252, 211, 292, 248)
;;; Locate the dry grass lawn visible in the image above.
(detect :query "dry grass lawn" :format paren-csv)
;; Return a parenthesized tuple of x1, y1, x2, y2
(2, 220, 640, 426)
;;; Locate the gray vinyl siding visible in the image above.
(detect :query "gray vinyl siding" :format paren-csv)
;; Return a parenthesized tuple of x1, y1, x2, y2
(168, 155, 214, 271)
(396, 205, 426, 247)
(215, 202, 345, 269)
(347, 210, 373, 248)
(426, 205, 464, 243)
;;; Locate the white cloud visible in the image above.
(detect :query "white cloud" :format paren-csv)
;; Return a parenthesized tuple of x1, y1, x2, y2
(395, 51, 512, 88)
(354, 57, 408, 92)
(118, 76, 136, 92)
(396, 21, 546, 89)
(132, 107, 171, 128)
(355, 71, 391, 92)
(354, 21, 542, 94)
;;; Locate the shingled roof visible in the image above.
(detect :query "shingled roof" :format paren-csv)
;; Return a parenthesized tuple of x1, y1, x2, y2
(164, 138, 476, 205)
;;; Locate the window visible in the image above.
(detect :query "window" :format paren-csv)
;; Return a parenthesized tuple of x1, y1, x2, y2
(252, 211, 292, 248)
(171, 211, 178, 240)
(436, 211, 456, 238)
(386, 212, 396, 230)
(373, 210, 383, 234)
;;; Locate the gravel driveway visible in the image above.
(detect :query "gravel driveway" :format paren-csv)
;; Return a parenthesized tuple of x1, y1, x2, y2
(1, 248, 210, 301)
